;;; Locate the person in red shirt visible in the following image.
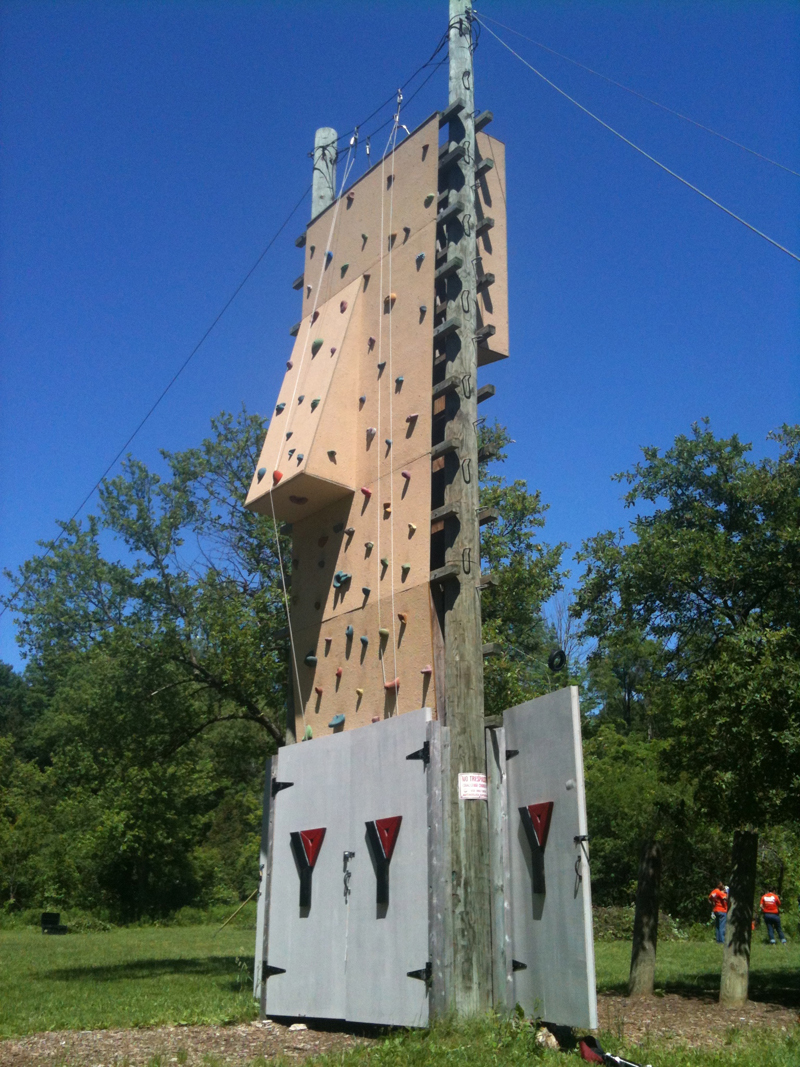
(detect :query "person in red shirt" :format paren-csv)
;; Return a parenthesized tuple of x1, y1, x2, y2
(709, 883, 728, 943)
(760, 891, 788, 944)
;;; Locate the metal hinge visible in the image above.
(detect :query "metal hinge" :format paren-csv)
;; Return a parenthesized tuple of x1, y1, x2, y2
(407, 961, 432, 984)
(512, 959, 527, 971)
(271, 780, 294, 798)
(406, 740, 430, 766)
(262, 961, 287, 980)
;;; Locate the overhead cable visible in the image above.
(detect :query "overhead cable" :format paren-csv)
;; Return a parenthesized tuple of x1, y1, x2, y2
(475, 9, 800, 179)
(476, 18, 800, 265)
(0, 183, 312, 622)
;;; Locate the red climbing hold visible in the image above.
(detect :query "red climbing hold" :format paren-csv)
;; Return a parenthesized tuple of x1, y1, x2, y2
(420, 665, 433, 675)
(525, 801, 554, 849)
(286, 360, 293, 369)
(401, 470, 411, 480)
(361, 487, 372, 499)
(330, 346, 337, 355)
(375, 816, 402, 861)
(312, 310, 319, 323)
(340, 300, 348, 313)
(406, 413, 419, 423)
(336, 667, 343, 678)
(314, 686, 323, 696)
(273, 470, 283, 484)
(384, 678, 400, 691)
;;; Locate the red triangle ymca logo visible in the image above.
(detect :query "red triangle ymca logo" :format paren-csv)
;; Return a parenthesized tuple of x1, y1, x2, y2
(375, 816, 402, 861)
(298, 827, 326, 868)
(522, 801, 554, 849)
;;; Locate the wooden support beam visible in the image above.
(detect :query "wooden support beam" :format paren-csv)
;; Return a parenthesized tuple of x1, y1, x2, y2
(478, 442, 500, 463)
(437, 199, 465, 224)
(476, 217, 495, 234)
(474, 109, 493, 133)
(479, 572, 499, 590)
(431, 438, 459, 461)
(482, 642, 500, 657)
(435, 256, 464, 280)
(432, 374, 461, 400)
(476, 272, 496, 290)
(431, 502, 460, 523)
(438, 143, 467, 170)
(440, 98, 466, 125)
(476, 157, 495, 177)
(477, 384, 495, 404)
(475, 324, 496, 345)
(431, 561, 461, 583)
(292, 274, 304, 291)
(478, 506, 500, 525)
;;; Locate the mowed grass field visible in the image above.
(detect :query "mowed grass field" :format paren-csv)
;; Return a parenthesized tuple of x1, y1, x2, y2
(0, 923, 259, 1038)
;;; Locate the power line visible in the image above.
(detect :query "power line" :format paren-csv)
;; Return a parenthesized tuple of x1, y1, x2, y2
(475, 17, 800, 265)
(0, 183, 311, 622)
(475, 9, 800, 178)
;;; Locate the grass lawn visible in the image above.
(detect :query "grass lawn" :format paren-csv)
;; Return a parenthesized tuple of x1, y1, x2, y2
(0, 923, 258, 1038)
(595, 940, 800, 1006)
(0, 925, 798, 1067)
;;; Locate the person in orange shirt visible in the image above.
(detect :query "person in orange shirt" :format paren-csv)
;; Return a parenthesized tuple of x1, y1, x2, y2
(708, 883, 728, 943)
(760, 890, 788, 944)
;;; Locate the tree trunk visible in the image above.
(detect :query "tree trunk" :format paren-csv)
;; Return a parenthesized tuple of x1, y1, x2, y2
(628, 840, 661, 996)
(720, 830, 758, 1007)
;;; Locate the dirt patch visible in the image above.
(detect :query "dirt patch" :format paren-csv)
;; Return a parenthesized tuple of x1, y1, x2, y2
(0, 1017, 376, 1067)
(596, 992, 800, 1049)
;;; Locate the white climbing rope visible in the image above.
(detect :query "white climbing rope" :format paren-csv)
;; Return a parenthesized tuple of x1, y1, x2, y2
(386, 92, 402, 715)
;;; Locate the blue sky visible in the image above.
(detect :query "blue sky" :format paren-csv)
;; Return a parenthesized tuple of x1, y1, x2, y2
(1, 1, 798, 668)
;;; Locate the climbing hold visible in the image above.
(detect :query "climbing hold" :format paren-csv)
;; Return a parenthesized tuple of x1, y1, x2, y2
(330, 346, 337, 356)
(346, 191, 355, 204)
(315, 686, 323, 696)
(401, 563, 411, 573)
(356, 688, 364, 697)
(383, 502, 391, 515)
(318, 536, 328, 547)
(333, 522, 344, 533)
(424, 193, 435, 206)
(381, 557, 389, 567)
(366, 427, 377, 438)
(257, 468, 266, 482)
(359, 395, 366, 405)
(401, 470, 411, 480)
(325, 636, 332, 646)
(406, 413, 419, 423)
(385, 438, 392, 447)
(408, 523, 416, 532)
(398, 612, 408, 624)
(304, 725, 313, 740)
(419, 305, 427, 313)
(416, 252, 426, 264)
(395, 376, 404, 385)
(361, 635, 369, 645)
(311, 338, 323, 354)
(383, 293, 396, 310)
(333, 571, 351, 588)
(340, 263, 349, 276)
(306, 284, 312, 297)
(384, 678, 400, 691)
(344, 526, 355, 536)
(403, 226, 411, 238)
(368, 336, 376, 349)
(377, 361, 386, 372)
(328, 449, 336, 459)
(285, 431, 293, 439)
(309, 245, 315, 255)
(286, 360, 293, 369)
(340, 300, 348, 313)
(361, 233, 368, 242)
(326, 250, 333, 264)
(378, 627, 389, 637)
(336, 667, 343, 678)
(312, 310, 319, 324)
(371, 716, 380, 723)
(310, 397, 320, 410)
(275, 402, 286, 414)
(365, 541, 373, 550)
(289, 495, 308, 505)
(361, 486, 372, 498)
(287, 449, 295, 459)
(273, 470, 283, 484)
(345, 625, 354, 638)
(304, 653, 318, 667)
(421, 665, 433, 675)
(296, 453, 304, 461)
(297, 395, 305, 403)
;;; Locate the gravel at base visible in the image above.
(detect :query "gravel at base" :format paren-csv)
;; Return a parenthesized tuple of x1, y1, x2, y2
(0, 1017, 374, 1067)
(1, 996, 798, 1066)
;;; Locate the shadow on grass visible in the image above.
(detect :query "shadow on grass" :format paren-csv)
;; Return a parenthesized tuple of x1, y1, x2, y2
(50, 956, 242, 984)
(598, 967, 800, 1009)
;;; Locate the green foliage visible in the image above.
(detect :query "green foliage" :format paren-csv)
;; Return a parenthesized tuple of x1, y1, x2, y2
(478, 423, 568, 715)
(575, 421, 800, 830)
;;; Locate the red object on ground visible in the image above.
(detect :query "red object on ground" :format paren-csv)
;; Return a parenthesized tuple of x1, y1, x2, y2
(578, 1037, 605, 1064)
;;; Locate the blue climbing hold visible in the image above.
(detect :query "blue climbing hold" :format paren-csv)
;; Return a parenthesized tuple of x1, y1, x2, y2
(257, 468, 267, 481)
(360, 635, 369, 645)
(304, 653, 317, 667)
(345, 625, 354, 638)
(328, 713, 345, 728)
(333, 571, 351, 588)
(276, 403, 285, 414)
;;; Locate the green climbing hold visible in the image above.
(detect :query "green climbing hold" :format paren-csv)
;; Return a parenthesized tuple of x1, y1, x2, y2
(311, 339, 324, 355)
(378, 627, 389, 637)
(425, 193, 435, 207)
(310, 397, 320, 410)
(341, 263, 349, 277)
(304, 725, 313, 740)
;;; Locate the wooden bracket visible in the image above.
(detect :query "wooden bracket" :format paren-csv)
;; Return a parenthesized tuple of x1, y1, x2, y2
(478, 506, 500, 525)
(439, 98, 466, 126)
(477, 384, 495, 404)
(479, 572, 499, 590)
(430, 561, 461, 583)
(292, 274, 304, 291)
(432, 374, 461, 400)
(474, 109, 494, 133)
(431, 438, 458, 461)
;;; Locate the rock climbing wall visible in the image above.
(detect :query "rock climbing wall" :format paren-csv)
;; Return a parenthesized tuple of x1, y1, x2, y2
(245, 116, 440, 735)
(245, 114, 509, 738)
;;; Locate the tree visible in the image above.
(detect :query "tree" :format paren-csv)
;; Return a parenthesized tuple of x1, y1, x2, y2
(575, 421, 800, 1002)
(4, 410, 291, 745)
(478, 423, 568, 716)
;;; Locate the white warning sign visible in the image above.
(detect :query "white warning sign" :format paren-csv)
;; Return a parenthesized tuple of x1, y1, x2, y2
(458, 772, 488, 800)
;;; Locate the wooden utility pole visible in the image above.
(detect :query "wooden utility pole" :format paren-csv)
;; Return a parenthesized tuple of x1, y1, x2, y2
(431, 0, 493, 1016)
